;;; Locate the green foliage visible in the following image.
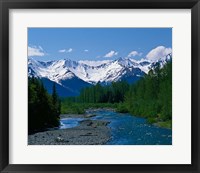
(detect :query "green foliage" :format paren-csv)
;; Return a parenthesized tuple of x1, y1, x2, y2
(124, 61, 172, 124)
(28, 78, 61, 134)
(78, 81, 129, 103)
(155, 120, 172, 129)
(52, 83, 61, 116)
(61, 101, 117, 114)
(147, 117, 157, 124)
(61, 81, 126, 114)
(116, 103, 129, 113)
(61, 102, 85, 114)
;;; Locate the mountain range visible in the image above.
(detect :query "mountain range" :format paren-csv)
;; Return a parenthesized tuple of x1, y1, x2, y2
(28, 53, 172, 97)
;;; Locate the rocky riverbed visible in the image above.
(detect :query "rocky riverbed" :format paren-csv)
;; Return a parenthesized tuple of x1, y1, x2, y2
(28, 114, 111, 145)
(28, 108, 172, 145)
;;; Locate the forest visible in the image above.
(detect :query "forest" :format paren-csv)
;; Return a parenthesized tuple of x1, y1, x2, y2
(28, 77, 61, 134)
(124, 61, 172, 127)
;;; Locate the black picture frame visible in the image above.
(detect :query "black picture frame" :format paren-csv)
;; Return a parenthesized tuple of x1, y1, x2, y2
(0, 0, 199, 172)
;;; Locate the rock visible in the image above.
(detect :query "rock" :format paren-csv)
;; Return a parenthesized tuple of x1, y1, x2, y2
(85, 114, 96, 118)
(55, 137, 64, 142)
(92, 125, 97, 128)
(28, 119, 111, 145)
(87, 122, 93, 126)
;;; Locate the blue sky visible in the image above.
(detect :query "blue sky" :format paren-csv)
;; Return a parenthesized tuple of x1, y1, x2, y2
(28, 28, 172, 61)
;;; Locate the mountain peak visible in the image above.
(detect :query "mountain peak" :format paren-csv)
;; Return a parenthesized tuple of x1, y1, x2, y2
(28, 54, 172, 86)
(115, 57, 135, 68)
(117, 57, 127, 61)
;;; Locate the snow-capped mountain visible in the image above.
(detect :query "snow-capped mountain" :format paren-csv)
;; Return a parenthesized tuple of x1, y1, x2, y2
(28, 53, 172, 96)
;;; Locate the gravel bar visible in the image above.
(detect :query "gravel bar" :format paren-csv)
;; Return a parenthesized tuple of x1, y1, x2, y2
(28, 118, 111, 145)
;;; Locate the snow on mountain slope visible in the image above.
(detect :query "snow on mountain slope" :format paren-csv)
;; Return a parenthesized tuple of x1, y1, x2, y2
(149, 53, 172, 70)
(78, 60, 111, 67)
(28, 58, 76, 84)
(28, 53, 172, 86)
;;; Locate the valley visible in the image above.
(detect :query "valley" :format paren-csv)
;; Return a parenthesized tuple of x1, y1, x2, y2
(28, 54, 172, 145)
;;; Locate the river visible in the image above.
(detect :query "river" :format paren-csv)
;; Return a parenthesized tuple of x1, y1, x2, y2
(60, 109, 172, 145)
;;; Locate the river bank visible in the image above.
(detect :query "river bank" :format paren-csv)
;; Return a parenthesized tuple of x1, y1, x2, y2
(28, 108, 172, 145)
(28, 113, 111, 145)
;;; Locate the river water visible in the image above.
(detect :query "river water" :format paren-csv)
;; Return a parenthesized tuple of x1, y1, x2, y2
(60, 109, 172, 145)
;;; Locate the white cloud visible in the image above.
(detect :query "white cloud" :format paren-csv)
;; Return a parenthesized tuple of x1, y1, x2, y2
(38, 46, 44, 51)
(127, 51, 142, 58)
(146, 46, 172, 61)
(58, 49, 66, 53)
(104, 50, 118, 58)
(84, 49, 89, 52)
(67, 48, 73, 53)
(58, 48, 73, 53)
(28, 46, 46, 57)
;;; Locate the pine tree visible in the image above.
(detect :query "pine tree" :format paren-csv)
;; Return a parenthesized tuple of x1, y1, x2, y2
(28, 78, 60, 134)
(52, 82, 61, 117)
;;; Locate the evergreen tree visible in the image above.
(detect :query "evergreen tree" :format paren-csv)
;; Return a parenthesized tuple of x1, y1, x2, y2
(28, 78, 60, 134)
(124, 61, 172, 122)
(52, 82, 61, 117)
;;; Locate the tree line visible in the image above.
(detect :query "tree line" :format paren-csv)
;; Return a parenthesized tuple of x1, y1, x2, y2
(28, 77, 61, 134)
(78, 81, 129, 103)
